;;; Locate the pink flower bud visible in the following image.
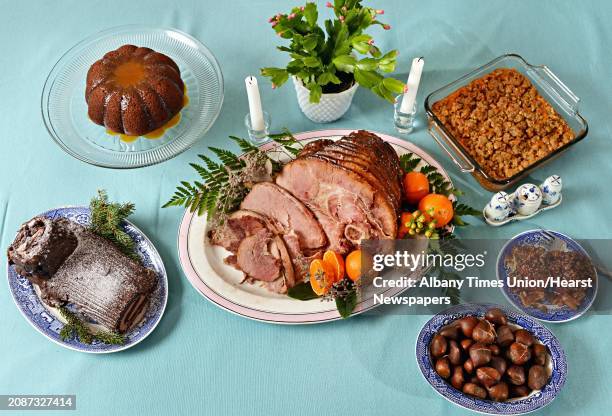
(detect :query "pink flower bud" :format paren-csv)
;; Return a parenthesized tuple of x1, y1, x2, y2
(376, 9, 385, 15)
(272, 83, 277, 89)
(383, 24, 391, 30)
(268, 16, 275, 23)
(326, 2, 333, 7)
(403, 85, 409, 93)
(367, 39, 374, 45)
(300, 6, 305, 11)
(339, 15, 345, 22)
(271, 21, 278, 27)
(288, 13, 296, 19)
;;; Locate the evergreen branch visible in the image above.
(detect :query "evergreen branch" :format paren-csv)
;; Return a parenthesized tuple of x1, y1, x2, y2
(58, 306, 126, 345)
(89, 190, 137, 260)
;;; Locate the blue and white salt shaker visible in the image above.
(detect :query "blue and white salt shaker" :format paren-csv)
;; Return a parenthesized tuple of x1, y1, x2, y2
(485, 191, 512, 221)
(515, 184, 542, 216)
(541, 175, 562, 205)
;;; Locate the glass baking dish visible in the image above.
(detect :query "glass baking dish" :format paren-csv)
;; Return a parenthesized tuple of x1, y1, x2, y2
(424, 54, 588, 191)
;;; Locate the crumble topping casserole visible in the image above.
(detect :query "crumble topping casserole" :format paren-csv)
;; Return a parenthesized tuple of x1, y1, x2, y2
(432, 68, 574, 180)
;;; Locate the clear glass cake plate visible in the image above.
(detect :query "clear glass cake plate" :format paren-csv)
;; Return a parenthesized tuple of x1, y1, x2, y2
(41, 25, 224, 168)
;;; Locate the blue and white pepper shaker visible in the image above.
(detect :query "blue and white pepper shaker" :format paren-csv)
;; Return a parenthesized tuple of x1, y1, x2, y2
(484, 191, 512, 221)
(541, 175, 562, 205)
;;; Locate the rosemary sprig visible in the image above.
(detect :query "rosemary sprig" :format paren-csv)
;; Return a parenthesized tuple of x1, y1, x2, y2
(58, 306, 126, 345)
(89, 190, 137, 260)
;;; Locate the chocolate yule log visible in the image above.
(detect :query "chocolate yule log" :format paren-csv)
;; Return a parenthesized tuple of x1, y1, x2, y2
(7, 216, 157, 333)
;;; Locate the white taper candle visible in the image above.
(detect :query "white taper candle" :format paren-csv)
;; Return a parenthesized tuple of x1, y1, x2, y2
(245, 76, 265, 131)
(399, 57, 425, 114)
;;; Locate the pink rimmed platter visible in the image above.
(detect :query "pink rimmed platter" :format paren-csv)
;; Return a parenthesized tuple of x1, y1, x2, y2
(177, 129, 452, 324)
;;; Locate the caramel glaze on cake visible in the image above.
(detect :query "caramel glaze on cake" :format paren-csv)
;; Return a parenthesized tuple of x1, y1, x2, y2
(85, 44, 185, 136)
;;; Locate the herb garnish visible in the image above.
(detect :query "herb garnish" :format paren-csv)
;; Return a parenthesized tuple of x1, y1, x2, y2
(58, 306, 126, 345)
(162, 132, 302, 226)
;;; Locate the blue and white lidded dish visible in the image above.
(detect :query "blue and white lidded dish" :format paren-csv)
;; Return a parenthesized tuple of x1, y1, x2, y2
(515, 184, 542, 216)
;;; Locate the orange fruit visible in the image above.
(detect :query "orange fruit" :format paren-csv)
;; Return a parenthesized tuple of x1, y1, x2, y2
(345, 250, 363, 282)
(418, 194, 454, 228)
(403, 172, 430, 204)
(323, 250, 345, 282)
(309, 259, 336, 296)
(398, 212, 414, 238)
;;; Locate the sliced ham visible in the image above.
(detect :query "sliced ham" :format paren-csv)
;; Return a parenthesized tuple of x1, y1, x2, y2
(240, 182, 327, 251)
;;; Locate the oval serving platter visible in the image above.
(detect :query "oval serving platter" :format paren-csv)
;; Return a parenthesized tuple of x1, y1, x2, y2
(178, 129, 454, 324)
(7, 206, 168, 353)
(497, 229, 597, 323)
(416, 303, 567, 415)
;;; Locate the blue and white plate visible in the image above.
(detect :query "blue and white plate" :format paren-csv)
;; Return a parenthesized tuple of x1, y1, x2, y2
(497, 230, 597, 322)
(7, 206, 168, 353)
(416, 303, 567, 415)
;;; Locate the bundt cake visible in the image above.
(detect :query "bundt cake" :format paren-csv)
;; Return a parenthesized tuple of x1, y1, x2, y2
(85, 44, 185, 136)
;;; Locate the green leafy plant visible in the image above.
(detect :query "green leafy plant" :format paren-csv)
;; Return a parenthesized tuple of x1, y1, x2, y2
(89, 190, 137, 259)
(261, 0, 404, 103)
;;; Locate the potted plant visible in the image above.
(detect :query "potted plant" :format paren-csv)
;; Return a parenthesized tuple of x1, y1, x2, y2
(261, 0, 405, 123)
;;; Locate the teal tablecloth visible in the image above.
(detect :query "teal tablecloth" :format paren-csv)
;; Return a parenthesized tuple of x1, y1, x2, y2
(1, 1, 611, 415)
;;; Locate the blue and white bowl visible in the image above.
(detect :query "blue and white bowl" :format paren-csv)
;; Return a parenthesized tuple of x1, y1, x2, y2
(497, 230, 597, 323)
(7, 206, 168, 353)
(416, 303, 567, 415)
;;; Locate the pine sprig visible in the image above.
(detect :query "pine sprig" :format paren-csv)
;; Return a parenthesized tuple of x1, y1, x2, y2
(58, 306, 126, 345)
(89, 190, 137, 260)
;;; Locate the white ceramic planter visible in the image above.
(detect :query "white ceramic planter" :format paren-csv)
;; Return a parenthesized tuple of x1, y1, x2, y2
(292, 76, 358, 123)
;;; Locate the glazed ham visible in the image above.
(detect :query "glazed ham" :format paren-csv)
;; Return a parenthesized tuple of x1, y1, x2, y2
(211, 130, 402, 292)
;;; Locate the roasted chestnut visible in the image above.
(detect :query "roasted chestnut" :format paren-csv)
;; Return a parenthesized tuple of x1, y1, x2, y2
(489, 344, 501, 356)
(496, 325, 514, 347)
(451, 366, 465, 390)
(490, 356, 507, 376)
(508, 342, 531, 365)
(485, 308, 508, 326)
(457, 316, 479, 338)
(532, 343, 548, 366)
(463, 382, 487, 399)
(431, 334, 448, 358)
(448, 340, 462, 366)
(476, 367, 501, 388)
(514, 329, 535, 347)
(435, 357, 451, 379)
(469, 343, 492, 367)
(439, 323, 460, 340)
(487, 382, 509, 402)
(460, 339, 474, 351)
(528, 365, 547, 390)
(463, 358, 475, 374)
(506, 365, 526, 385)
(472, 320, 496, 344)
(510, 384, 530, 398)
